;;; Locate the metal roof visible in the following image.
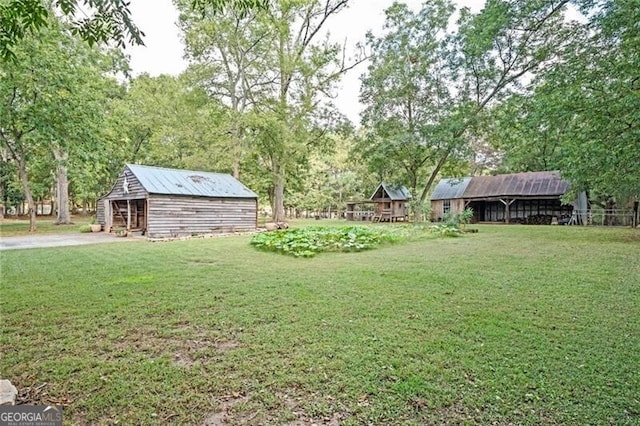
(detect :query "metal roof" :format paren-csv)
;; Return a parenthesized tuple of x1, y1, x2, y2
(126, 164, 258, 198)
(432, 171, 569, 200)
(370, 183, 411, 201)
(430, 177, 472, 200)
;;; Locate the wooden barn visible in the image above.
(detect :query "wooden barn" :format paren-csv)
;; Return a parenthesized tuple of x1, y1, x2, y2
(370, 183, 411, 222)
(97, 164, 258, 238)
(431, 171, 577, 224)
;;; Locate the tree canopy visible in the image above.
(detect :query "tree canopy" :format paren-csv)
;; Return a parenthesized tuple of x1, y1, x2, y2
(0, 0, 268, 60)
(1, 0, 637, 228)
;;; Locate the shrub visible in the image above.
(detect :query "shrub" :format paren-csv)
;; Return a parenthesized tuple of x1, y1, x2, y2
(79, 225, 92, 233)
(429, 224, 463, 237)
(250, 226, 402, 257)
(443, 208, 473, 228)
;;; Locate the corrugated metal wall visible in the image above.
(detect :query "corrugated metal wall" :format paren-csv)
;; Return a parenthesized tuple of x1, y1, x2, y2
(147, 195, 257, 238)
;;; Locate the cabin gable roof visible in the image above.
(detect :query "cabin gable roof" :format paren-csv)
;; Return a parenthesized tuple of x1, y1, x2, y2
(125, 164, 258, 199)
(370, 183, 411, 201)
(431, 177, 472, 200)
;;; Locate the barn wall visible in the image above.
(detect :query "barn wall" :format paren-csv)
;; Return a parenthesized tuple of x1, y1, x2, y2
(431, 200, 443, 220)
(96, 198, 105, 224)
(104, 167, 148, 200)
(147, 195, 257, 238)
(392, 201, 407, 218)
(97, 167, 148, 227)
(452, 199, 466, 215)
(430, 199, 465, 221)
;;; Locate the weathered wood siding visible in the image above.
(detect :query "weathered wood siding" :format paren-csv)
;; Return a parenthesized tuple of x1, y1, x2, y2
(147, 195, 257, 238)
(392, 201, 407, 218)
(431, 199, 466, 221)
(104, 167, 148, 200)
(96, 197, 105, 224)
(96, 167, 148, 227)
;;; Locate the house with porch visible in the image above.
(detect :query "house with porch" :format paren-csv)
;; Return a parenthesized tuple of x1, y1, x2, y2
(431, 171, 582, 224)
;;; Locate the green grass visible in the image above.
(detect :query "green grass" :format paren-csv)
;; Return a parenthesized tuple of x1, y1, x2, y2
(1, 225, 639, 424)
(0, 216, 92, 237)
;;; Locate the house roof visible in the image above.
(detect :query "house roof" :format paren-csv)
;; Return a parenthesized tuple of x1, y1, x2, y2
(432, 171, 570, 200)
(126, 164, 258, 198)
(430, 177, 472, 200)
(463, 171, 569, 198)
(370, 183, 411, 201)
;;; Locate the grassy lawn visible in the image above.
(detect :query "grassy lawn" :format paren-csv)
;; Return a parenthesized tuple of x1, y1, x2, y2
(0, 216, 92, 237)
(1, 225, 638, 424)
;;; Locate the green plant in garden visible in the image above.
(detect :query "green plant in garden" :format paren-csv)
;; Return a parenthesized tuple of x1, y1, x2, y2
(432, 208, 474, 237)
(429, 223, 463, 237)
(250, 226, 403, 257)
(78, 224, 92, 233)
(442, 207, 473, 228)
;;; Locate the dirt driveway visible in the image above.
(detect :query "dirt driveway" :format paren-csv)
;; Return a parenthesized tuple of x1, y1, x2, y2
(0, 232, 140, 251)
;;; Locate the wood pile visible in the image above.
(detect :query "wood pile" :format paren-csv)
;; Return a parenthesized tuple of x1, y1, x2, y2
(525, 215, 554, 225)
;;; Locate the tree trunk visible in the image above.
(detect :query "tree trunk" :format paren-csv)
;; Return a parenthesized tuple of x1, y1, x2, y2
(16, 157, 37, 232)
(54, 149, 72, 224)
(419, 150, 451, 204)
(273, 169, 286, 222)
(232, 118, 242, 179)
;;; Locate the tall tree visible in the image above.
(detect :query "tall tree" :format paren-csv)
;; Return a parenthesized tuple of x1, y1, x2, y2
(178, 3, 274, 179)
(359, 0, 577, 208)
(359, 1, 455, 199)
(180, 0, 361, 222)
(253, 0, 362, 222)
(109, 74, 229, 171)
(487, 0, 639, 203)
(0, 18, 112, 229)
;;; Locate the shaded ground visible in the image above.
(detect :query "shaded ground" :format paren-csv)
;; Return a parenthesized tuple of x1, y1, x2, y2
(0, 232, 140, 250)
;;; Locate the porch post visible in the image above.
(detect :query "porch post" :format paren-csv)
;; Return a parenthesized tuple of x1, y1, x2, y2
(105, 199, 112, 232)
(127, 199, 131, 231)
(499, 198, 515, 224)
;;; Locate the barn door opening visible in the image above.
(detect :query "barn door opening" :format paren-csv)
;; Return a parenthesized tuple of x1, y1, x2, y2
(110, 199, 147, 232)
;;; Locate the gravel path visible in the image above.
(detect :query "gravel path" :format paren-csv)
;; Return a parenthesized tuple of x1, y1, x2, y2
(0, 232, 139, 251)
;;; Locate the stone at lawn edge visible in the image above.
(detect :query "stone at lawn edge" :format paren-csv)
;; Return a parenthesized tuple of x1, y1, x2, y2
(0, 379, 17, 405)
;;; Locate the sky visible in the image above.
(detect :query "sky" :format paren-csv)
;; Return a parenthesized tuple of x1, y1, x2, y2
(125, 0, 485, 124)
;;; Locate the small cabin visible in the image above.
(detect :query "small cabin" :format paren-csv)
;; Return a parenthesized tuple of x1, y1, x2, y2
(370, 183, 411, 222)
(97, 164, 258, 238)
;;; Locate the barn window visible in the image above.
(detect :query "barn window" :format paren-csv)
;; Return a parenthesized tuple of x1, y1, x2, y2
(443, 199, 451, 214)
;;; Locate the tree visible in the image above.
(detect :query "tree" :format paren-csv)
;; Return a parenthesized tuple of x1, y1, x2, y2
(359, 0, 577, 210)
(178, 3, 274, 179)
(486, 0, 639, 204)
(358, 1, 455, 200)
(485, 91, 566, 173)
(0, 0, 268, 60)
(545, 0, 639, 202)
(0, 18, 113, 229)
(180, 0, 362, 222)
(109, 74, 229, 171)
(255, 0, 364, 222)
